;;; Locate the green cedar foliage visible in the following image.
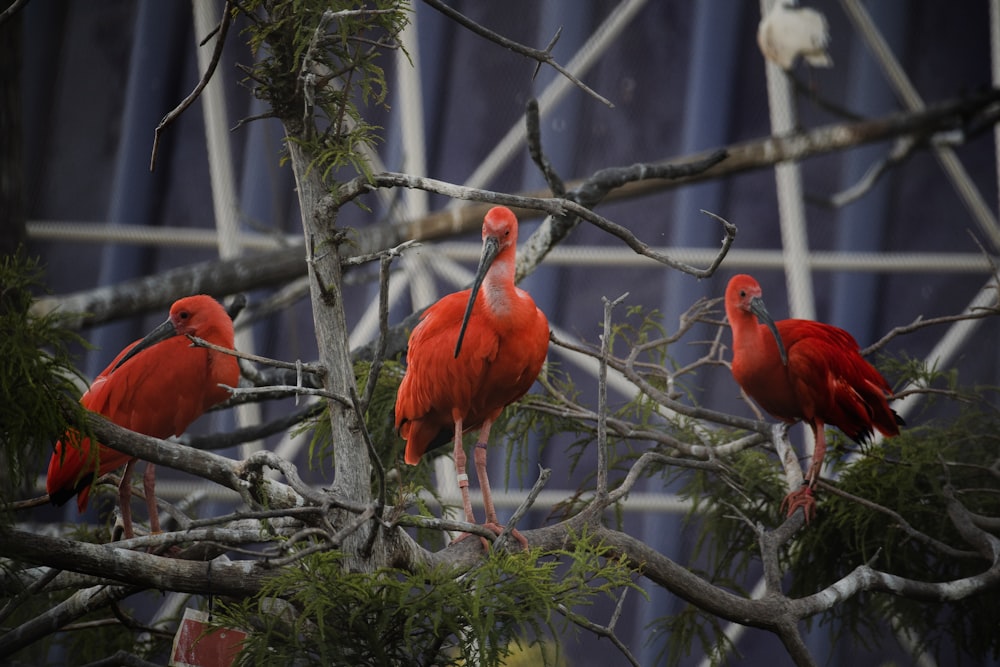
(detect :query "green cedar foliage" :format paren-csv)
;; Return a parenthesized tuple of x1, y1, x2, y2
(660, 351, 1000, 665)
(218, 537, 639, 667)
(789, 409, 1000, 664)
(241, 0, 408, 184)
(0, 250, 90, 525)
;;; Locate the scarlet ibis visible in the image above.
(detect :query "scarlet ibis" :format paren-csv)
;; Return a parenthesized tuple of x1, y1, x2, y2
(47, 295, 239, 537)
(724, 274, 902, 521)
(395, 206, 549, 548)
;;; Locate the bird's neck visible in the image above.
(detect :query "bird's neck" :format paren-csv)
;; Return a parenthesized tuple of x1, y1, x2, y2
(731, 314, 768, 357)
(481, 255, 517, 317)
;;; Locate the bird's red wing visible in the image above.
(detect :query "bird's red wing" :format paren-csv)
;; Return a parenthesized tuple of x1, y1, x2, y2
(779, 319, 859, 351)
(396, 292, 497, 463)
(100, 336, 226, 437)
(784, 322, 898, 442)
(471, 301, 548, 423)
(46, 373, 134, 511)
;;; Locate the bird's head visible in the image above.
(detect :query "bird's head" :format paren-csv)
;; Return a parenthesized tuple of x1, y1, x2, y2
(481, 205, 518, 252)
(168, 295, 231, 337)
(726, 274, 788, 366)
(111, 295, 232, 372)
(454, 206, 520, 358)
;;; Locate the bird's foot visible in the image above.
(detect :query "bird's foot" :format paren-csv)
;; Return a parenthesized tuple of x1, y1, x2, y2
(482, 522, 529, 551)
(450, 523, 529, 552)
(781, 484, 817, 523)
(450, 530, 492, 552)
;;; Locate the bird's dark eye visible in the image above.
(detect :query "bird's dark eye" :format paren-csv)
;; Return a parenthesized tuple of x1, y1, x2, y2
(739, 290, 746, 298)
(179, 311, 190, 320)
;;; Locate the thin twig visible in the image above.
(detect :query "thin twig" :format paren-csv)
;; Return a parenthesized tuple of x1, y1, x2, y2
(863, 308, 1000, 356)
(0, 567, 61, 625)
(187, 334, 326, 376)
(421, 0, 613, 108)
(816, 135, 918, 209)
(150, 0, 234, 171)
(223, 383, 352, 407)
(787, 70, 865, 122)
(556, 603, 640, 667)
(239, 449, 328, 506)
(359, 241, 413, 412)
(815, 480, 978, 559)
(606, 452, 672, 504)
(350, 386, 386, 521)
(494, 467, 551, 551)
(185, 399, 322, 454)
(343, 238, 419, 267)
(597, 293, 629, 499)
(0, 0, 30, 29)
(525, 98, 566, 196)
(336, 173, 736, 278)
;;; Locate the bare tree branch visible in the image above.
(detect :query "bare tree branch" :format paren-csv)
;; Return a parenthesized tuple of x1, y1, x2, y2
(525, 98, 567, 197)
(816, 479, 980, 560)
(0, 583, 138, 658)
(814, 134, 918, 208)
(0, 530, 275, 597)
(421, 0, 613, 108)
(180, 401, 324, 451)
(0, 0, 29, 29)
(863, 307, 1000, 356)
(597, 293, 629, 499)
(150, 0, 234, 171)
(34, 89, 1000, 331)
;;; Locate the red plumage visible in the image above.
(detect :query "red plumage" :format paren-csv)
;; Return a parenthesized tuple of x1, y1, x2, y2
(47, 295, 239, 535)
(725, 274, 902, 520)
(395, 206, 549, 546)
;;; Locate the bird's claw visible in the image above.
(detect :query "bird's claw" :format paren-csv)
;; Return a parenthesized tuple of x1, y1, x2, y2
(781, 484, 817, 523)
(450, 523, 529, 552)
(483, 522, 529, 552)
(449, 531, 492, 552)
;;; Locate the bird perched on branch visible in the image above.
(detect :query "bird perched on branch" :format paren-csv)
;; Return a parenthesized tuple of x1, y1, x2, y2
(395, 206, 549, 549)
(757, 2, 832, 71)
(724, 274, 902, 521)
(47, 295, 239, 538)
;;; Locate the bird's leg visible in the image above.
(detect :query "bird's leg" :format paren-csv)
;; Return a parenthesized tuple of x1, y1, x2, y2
(474, 421, 498, 526)
(451, 418, 477, 525)
(118, 459, 137, 540)
(143, 462, 160, 534)
(474, 421, 528, 550)
(450, 419, 494, 551)
(781, 424, 824, 523)
(804, 423, 827, 488)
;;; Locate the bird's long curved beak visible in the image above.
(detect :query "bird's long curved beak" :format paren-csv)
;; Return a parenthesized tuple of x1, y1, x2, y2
(749, 296, 788, 366)
(455, 235, 500, 358)
(111, 318, 178, 373)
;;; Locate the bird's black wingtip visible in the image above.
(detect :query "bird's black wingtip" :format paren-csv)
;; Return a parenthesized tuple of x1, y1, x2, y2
(48, 474, 95, 507)
(48, 488, 75, 507)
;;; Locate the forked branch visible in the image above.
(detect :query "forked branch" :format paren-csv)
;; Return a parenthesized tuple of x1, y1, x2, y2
(421, 0, 613, 108)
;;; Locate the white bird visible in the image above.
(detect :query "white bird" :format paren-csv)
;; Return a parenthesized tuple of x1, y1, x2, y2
(757, 2, 832, 71)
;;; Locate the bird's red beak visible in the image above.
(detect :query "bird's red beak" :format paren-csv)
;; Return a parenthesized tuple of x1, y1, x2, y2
(455, 235, 500, 358)
(749, 296, 788, 366)
(111, 318, 179, 373)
